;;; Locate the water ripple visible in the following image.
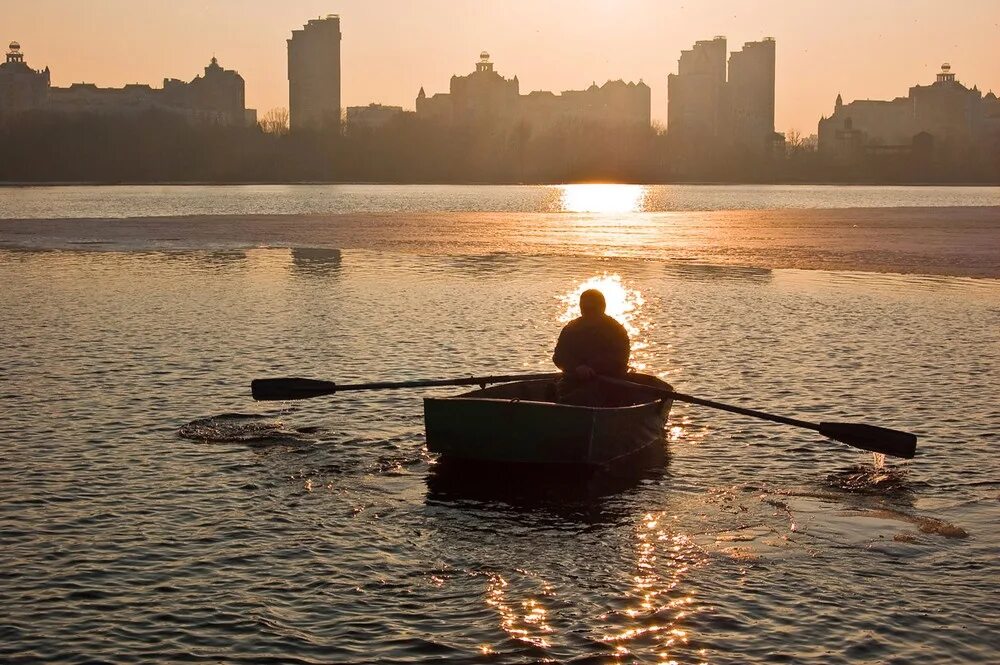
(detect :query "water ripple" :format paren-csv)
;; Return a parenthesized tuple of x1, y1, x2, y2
(1, 245, 997, 663)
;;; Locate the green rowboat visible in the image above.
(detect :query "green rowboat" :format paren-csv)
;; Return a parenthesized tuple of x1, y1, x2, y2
(423, 373, 672, 467)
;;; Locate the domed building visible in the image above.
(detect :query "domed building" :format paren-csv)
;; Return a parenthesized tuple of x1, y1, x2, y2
(416, 52, 650, 130)
(818, 63, 999, 161)
(0, 42, 51, 115)
(0, 42, 255, 126)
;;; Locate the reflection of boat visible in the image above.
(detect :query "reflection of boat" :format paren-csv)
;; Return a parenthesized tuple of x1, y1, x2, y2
(423, 373, 672, 467)
(426, 446, 668, 508)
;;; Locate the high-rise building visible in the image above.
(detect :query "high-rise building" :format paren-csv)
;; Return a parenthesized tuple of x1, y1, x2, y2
(667, 37, 727, 146)
(728, 39, 776, 156)
(667, 37, 776, 159)
(288, 15, 342, 132)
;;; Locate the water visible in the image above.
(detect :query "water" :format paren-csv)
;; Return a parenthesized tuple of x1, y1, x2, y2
(2, 184, 999, 278)
(1, 185, 999, 663)
(1, 183, 998, 219)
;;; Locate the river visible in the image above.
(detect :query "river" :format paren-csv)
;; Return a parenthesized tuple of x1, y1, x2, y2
(1, 184, 997, 663)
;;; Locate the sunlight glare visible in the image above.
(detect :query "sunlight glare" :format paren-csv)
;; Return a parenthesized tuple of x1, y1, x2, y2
(558, 184, 646, 213)
(558, 274, 642, 328)
(558, 274, 649, 369)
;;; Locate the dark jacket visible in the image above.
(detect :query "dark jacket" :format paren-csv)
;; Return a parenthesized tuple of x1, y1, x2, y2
(552, 314, 630, 376)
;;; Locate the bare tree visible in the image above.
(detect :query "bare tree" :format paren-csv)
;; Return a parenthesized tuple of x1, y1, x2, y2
(259, 108, 290, 135)
(784, 128, 818, 157)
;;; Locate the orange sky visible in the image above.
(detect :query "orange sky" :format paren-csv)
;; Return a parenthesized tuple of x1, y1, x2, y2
(6, 0, 999, 133)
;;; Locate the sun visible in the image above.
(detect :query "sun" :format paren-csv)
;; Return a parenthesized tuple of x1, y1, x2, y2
(558, 274, 642, 326)
(558, 274, 650, 370)
(557, 184, 647, 213)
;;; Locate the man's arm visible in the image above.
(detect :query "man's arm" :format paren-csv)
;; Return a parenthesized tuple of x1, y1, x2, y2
(552, 328, 571, 371)
(554, 324, 595, 378)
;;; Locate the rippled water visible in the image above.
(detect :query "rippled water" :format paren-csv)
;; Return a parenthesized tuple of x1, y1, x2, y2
(1, 183, 999, 219)
(2, 243, 997, 663)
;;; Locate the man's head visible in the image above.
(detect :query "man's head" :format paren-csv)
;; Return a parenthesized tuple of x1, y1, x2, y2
(579, 289, 606, 317)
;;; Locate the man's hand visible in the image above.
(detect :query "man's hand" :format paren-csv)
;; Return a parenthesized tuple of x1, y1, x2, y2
(575, 365, 597, 380)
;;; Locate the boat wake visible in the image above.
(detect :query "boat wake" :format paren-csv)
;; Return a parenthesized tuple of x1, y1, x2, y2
(178, 412, 319, 446)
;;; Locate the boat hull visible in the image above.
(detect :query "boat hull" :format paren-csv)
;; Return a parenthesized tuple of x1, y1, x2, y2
(423, 376, 671, 467)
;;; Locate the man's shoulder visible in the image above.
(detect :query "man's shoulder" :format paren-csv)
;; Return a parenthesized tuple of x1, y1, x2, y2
(601, 314, 627, 332)
(562, 315, 627, 335)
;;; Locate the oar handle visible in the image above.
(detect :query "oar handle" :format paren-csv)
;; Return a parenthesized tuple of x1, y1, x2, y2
(251, 372, 561, 401)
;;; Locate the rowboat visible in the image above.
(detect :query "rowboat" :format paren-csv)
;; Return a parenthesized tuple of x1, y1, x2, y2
(423, 373, 672, 467)
(254, 369, 917, 470)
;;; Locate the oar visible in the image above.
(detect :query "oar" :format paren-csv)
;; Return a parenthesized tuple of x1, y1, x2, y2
(599, 376, 917, 459)
(251, 372, 562, 402)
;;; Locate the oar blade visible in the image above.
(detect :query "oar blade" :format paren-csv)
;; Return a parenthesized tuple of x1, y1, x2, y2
(819, 422, 917, 459)
(251, 378, 337, 401)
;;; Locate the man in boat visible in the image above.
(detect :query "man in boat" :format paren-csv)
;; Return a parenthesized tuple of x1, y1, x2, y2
(552, 289, 630, 405)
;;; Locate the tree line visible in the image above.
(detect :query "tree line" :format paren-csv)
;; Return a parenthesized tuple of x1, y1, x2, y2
(0, 109, 996, 184)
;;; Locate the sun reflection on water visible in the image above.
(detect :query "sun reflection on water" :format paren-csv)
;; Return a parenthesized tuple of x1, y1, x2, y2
(557, 184, 648, 213)
(558, 274, 652, 371)
(485, 572, 553, 649)
(599, 512, 707, 663)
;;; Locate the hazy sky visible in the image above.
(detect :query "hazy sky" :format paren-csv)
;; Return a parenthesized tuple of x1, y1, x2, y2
(7, 1, 999, 132)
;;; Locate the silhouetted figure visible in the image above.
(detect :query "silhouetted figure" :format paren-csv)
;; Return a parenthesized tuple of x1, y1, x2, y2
(553, 289, 630, 405)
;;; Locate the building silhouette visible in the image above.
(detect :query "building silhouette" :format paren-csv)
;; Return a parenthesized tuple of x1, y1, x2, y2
(416, 52, 650, 130)
(0, 42, 255, 125)
(288, 15, 342, 132)
(727, 40, 776, 156)
(666, 37, 727, 146)
(819, 63, 1000, 161)
(346, 103, 404, 129)
(667, 37, 777, 161)
(0, 42, 50, 115)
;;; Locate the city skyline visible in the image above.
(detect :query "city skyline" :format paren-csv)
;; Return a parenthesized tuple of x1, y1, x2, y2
(5, 0, 999, 133)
